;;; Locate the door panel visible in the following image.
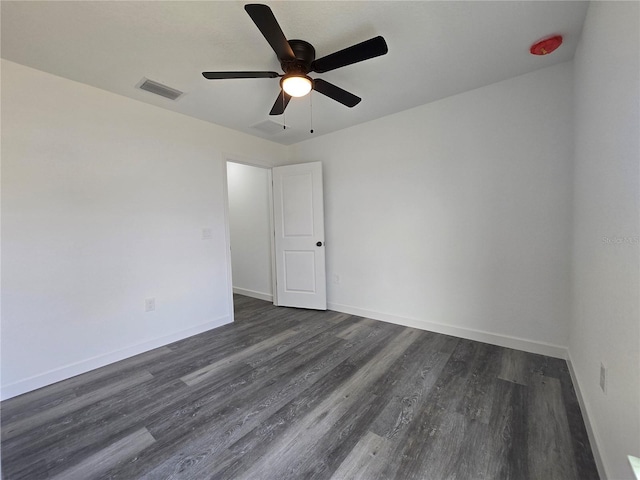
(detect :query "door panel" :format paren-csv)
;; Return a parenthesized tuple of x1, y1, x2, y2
(282, 173, 314, 236)
(284, 251, 316, 292)
(273, 162, 326, 310)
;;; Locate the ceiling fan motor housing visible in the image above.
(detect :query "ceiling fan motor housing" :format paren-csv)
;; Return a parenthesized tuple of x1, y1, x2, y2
(282, 39, 316, 74)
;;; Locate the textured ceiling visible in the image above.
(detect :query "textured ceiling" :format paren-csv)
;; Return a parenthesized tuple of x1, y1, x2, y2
(1, 1, 589, 145)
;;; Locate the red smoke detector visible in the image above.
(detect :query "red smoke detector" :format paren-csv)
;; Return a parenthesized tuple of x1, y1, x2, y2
(530, 35, 563, 55)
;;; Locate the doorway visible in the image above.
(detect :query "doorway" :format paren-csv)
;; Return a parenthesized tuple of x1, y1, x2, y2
(225, 159, 327, 314)
(226, 161, 276, 303)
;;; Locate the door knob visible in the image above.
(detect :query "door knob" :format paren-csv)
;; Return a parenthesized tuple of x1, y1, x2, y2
(316, 241, 323, 247)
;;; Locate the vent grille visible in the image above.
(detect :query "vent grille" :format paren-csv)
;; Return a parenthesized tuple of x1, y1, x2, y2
(137, 78, 183, 100)
(251, 120, 288, 135)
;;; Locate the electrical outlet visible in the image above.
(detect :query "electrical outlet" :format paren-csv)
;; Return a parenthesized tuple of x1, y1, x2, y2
(600, 362, 607, 394)
(145, 298, 156, 312)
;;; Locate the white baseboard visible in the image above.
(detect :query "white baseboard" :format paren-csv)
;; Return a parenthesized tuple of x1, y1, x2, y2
(327, 302, 568, 359)
(566, 353, 609, 480)
(0, 315, 232, 401)
(233, 287, 273, 302)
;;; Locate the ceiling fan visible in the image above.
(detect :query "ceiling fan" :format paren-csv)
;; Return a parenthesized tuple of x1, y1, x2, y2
(202, 4, 388, 115)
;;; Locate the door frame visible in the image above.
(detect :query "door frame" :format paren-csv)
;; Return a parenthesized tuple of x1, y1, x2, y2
(223, 154, 279, 314)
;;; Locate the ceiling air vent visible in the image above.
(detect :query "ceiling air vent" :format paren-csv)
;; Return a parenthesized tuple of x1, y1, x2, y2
(137, 78, 183, 100)
(251, 120, 288, 135)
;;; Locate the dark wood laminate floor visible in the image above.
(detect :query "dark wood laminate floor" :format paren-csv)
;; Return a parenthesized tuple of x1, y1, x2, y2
(1, 295, 599, 479)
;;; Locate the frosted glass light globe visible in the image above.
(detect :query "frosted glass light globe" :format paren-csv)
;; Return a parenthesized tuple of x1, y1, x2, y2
(282, 76, 312, 97)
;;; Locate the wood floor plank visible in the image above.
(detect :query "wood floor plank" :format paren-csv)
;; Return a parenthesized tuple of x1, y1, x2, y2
(324, 312, 352, 323)
(369, 332, 454, 440)
(445, 377, 529, 480)
(450, 415, 492, 479)
(180, 327, 303, 386)
(156, 317, 301, 380)
(498, 348, 531, 386)
(335, 317, 377, 340)
(0, 295, 600, 480)
(484, 378, 529, 479)
(330, 431, 392, 480)
(49, 427, 156, 480)
(1, 370, 154, 441)
(1, 375, 183, 472)
(456, 343, 501, 424)
(558, 374, 600, 479)
(1, 346, 171, 424)
(180, 312, 342, 387)
(528, 374, 579, 480)
(385, 340, 491, 479)
(528, 353, 599, 479)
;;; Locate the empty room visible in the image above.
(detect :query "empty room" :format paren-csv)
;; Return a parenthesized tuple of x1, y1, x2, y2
(1, 1, 638, 479)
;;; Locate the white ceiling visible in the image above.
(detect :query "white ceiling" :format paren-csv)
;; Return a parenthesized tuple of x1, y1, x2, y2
(1, 1, 588, 145)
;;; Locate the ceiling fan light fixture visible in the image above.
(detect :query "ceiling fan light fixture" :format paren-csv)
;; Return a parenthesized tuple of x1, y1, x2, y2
(281, 75, 312, 97)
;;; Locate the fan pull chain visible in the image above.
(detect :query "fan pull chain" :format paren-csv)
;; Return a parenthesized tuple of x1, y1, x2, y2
(310, 92, 314, 134)
(283, 93, 286, 130)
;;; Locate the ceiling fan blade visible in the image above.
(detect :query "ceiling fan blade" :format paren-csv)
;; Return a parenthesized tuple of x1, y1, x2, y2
(269, 90, 292, 115)
(312, 36, 388, 73)
(245, 4, 295, 61)
(313, 79, 361, 107)
(202, 71, 280, 79)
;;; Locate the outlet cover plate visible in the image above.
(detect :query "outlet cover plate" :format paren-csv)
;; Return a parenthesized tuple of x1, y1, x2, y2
(145, 298, 156, 312)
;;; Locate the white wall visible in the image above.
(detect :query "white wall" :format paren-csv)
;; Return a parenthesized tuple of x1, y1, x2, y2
(569, 3, 640, 479)
(0, 59, 287, 399)
(227, 162, 273, 301)
(288, 62, 574, 357)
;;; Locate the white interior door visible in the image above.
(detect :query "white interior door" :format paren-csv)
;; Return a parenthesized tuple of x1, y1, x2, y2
(272, 162, 326, 310)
